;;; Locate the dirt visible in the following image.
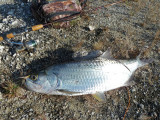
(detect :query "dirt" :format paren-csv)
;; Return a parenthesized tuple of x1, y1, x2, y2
(0, 0, 159, 120)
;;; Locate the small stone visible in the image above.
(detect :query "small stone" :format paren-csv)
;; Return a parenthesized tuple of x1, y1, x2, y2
(106, 94, 110, 99)
(2, 18, 8, 23)
(30, 53, 33, 56)
(0, 92, 3, 100)
(21, 3, 24, 6)
(7, 11, 14, 15)
(20, 117, 25, 120)
(89, 25, 95, 31)
(91, 112, 95, 115)
(0, 23, 3, 28)
(153, 112, 157, 117)
(13, 53, 17, 57)
(133, 100, 138, 105)
(29, 108, 33, 112)
(140, 104, 144, 109)
(0, 46, 4, 52)
(11, 20, 19, 26)
(131, 87, 136, 92)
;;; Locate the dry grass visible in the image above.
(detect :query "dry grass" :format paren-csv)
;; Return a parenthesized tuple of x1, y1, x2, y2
(1, 81, 25, 98)
(112, 37, 139, 59)
(36, 113, 49, 120)
(93, 41, 104, 50)
(143, 30, 160, 57)
(72, 41, 84, 51)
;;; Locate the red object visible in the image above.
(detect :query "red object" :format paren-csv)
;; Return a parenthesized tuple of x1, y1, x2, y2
(31, 0, 87, 27)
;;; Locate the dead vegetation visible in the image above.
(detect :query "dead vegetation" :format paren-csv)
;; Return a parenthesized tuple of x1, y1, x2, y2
(0, 81, 25, 98)
(72, 41, 84, 51)
(93, 41, 104, 50)
(143, 30, 160, 57)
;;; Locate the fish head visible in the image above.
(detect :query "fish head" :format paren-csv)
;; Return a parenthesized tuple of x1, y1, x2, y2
(25, 70, 58, 94)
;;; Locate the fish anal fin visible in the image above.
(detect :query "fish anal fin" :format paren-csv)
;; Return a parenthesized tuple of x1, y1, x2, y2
(58, 89, 81, 95)
(92, 92, 106, 102)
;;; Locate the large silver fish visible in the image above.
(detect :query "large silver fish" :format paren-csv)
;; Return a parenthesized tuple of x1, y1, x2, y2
(25, 50, 151, 101)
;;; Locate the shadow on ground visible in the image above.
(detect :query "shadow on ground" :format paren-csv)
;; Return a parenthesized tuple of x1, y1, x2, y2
(0, 47, 74, 94)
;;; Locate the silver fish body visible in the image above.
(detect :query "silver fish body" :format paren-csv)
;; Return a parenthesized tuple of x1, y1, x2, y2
(25, 51, 150, 97)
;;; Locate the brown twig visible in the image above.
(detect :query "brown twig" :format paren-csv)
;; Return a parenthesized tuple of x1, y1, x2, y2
(123, 87, 131, 120)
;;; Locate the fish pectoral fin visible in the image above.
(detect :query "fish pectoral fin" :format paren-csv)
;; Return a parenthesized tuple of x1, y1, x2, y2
(100, 49, 113, 59)
(92, 92, 106, 102)
(58, 89, 81, 95)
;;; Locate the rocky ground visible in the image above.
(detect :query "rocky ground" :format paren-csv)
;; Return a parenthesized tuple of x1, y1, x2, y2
(0, 0, 159, 120)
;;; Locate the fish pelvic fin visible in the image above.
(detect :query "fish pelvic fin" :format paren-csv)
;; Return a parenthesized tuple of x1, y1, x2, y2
(92, 92, 106, 102)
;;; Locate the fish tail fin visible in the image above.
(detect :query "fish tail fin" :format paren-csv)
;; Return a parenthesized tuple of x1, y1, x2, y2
(137, 56, 153, 68)
(124, 58, 153, 87)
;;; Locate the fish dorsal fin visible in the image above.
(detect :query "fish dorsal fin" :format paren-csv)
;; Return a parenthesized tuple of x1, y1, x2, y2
(73, 50, 103, 61)
(100, 49, 113, 59)
(58, 89, 81, 95)
(92, 92, 106, 102)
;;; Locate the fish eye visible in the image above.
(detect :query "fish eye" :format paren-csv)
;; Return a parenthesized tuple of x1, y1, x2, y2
(29, 75, 38, 81)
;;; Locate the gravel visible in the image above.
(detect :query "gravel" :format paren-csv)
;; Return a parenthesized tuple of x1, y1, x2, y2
(0, 0, 159, 120)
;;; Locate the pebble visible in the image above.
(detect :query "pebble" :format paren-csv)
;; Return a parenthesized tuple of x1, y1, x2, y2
(0, 46, 4, 52)
(106, 94, 110, 99)
(0, 92, 3, 100)
(11, 20, 19, 26)
(133, 100, 138, 105)
(131, 87, 136, 92)
(91, 112, 95, 115)
(140, 104, 144, 109)
(2, 18, 8, 23)
(7, 11, 14, 15)
(89, 25, 95, 31)
(30, 53, 33, 56)
(0, 23, 3, 28)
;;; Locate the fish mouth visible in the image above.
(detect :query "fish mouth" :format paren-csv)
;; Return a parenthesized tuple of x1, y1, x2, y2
(25, 78, 42, 92)
(19, 75, 30, 79)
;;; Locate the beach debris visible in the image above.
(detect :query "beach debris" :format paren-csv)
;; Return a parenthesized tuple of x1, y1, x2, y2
(88, 25, 95, 31)
(25, 50, 152, 102)
(31, 0, 85, 28)
(9, 40, 38, 52)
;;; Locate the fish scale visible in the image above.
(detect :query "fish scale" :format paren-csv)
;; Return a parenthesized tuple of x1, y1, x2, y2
(49, 59, 130, 93)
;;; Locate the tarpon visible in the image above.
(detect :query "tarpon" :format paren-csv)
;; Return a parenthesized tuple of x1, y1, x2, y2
(25, 50, 152, 101)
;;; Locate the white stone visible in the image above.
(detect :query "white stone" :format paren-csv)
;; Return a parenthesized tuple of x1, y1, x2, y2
(0, 92, 2, 100)
(89, 25, 95, 31)
(0, 46, 4, 52)
(0, 23, 3, 28)
(11, 20, 19, 26)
